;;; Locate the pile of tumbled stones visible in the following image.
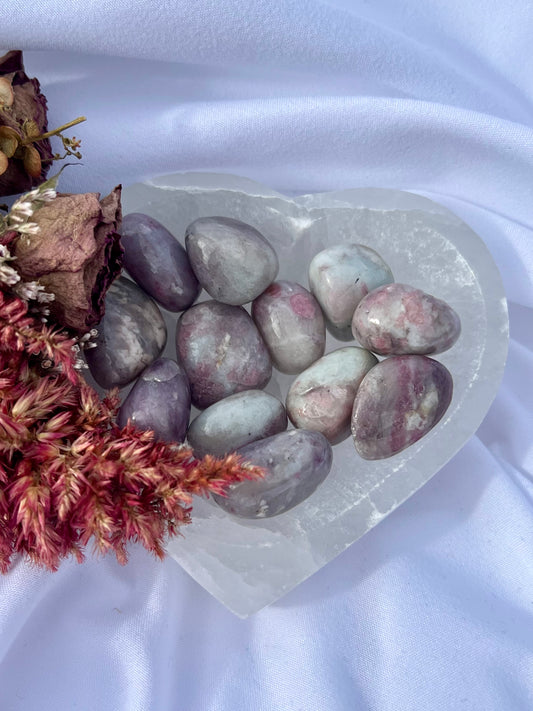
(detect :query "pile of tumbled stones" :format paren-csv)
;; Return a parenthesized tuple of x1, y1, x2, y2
(86, 214, 461, 519)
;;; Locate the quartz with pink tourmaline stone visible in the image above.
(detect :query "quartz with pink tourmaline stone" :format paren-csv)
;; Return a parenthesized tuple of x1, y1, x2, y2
(352, 283, 461, 356)
(175, 300, 272, 409)
(252, 280, 326, 374)
(351, 355, 453, 459)
(309, 243, 394, 341)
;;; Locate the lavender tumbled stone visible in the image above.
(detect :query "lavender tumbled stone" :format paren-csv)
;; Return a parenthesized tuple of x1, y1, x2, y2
(309, 243, 394, 340)
(252, 281, 326, 374)
(175, 300, 272, 409)
(351, 355, 453, 459)
(187, 390, 287, 458)
(213, 430, 333, 519)
(286, 347, 378, 443)
(121, 213, 200, 312)
(85, 277, 167, 389)
(117, 358, 191, 443)
(352, 283, 461, 356)
(185, 216, 279, 305)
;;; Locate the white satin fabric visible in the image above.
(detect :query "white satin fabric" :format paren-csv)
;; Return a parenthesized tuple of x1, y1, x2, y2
(0, 1, 532, 709)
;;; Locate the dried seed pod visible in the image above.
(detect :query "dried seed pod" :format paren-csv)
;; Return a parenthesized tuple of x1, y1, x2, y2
(0, 77, 14, 108)
(0, 151, 8, 176)
(23, 145, 42, 178)
(23, 119, 40, 139)
(0, 127, 20, 158)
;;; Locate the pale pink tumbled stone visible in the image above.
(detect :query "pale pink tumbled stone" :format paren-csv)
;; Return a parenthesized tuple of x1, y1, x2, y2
(252, 281, 326, 374)
(352, 283, 461, 356)
(286, 347, 378, 443)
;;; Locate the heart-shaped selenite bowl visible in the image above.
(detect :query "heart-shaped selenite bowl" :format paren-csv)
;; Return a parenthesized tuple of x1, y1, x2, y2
(121, 172, 508, 617)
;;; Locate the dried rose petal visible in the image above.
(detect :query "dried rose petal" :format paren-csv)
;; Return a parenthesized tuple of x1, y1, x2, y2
(12, 186, 124, 334)
(0, 50, 52, 197)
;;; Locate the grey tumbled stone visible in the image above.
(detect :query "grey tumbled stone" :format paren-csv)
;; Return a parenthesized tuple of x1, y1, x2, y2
(187, 390, 287, 457)
(121, 213, 200, 312)
(185, 216, 279, 305)
(85, 276, 167, 389)
(213, 430, 332, 518)
(117, 358, 191, 443)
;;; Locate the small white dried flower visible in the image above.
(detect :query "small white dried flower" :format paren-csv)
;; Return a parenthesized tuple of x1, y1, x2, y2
(37, 289, 55, 303)
(38, 188, 57, 203)
(12, 201, 34, 217)
(15, 222, 39, 236)
(7, 213, 25, 225)
(23, 188, 40, 202)
(74, 357, 88, 371)
(0, 264, 21, 286)
(14, 281, 40, 300)
(0, 244, 13, 260)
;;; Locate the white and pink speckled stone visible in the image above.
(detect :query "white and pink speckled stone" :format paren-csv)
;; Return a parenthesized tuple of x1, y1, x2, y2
(351, 355, 453, 459)
(352, 283, 461, 356)
(309, 243, 394, 340)
(252, 280, 326, 374)
(286, 347, 378, 443)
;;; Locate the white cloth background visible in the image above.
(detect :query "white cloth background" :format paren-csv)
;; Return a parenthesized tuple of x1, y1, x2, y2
(1, 1, 532, 709)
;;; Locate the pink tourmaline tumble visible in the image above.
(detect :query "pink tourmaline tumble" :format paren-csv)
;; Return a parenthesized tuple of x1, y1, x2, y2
(252, 280, 326, 374)
(175, 300, 272, 409)
(351, 355, 453, 459)
(352, 283, 461, 356)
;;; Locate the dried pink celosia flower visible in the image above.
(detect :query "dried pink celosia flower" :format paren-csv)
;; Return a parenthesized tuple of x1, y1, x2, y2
(0, 289, 264, 572)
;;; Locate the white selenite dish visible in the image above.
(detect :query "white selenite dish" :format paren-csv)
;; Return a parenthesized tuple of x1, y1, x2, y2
(120, 172, 509, 618)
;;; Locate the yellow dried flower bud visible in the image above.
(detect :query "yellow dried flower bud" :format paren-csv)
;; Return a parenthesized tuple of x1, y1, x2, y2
(23, 119, 40, 139)
(23, 145, 42, 178)
(0, 129, 20, 158)
(0, 150, 8, 176)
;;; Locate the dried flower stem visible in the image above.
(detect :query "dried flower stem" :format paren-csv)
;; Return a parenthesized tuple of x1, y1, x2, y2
(21, 116, 87, 145)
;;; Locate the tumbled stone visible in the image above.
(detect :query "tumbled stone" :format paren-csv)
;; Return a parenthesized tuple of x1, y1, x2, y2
(351, 355, 453, 459)
(121, 213, 200, 312)
(309, 243, 394, 340)
(213, 430, 332, 518)
(117, 358, 191, 443)
(85, 277, 167, 389)
(286, 347, 378, 443)
(187, 390, 287, 457)
(185, 216, 279, 305)
(175, 300, 272, 409)
(252, 281, 326, 374)
(352, 283, 461, 355)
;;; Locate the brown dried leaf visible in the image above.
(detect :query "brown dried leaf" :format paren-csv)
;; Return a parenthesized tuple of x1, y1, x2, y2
(23, 145, 41, 178)
(0, 151, 8, 176)
(0, 77, 14, 108)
